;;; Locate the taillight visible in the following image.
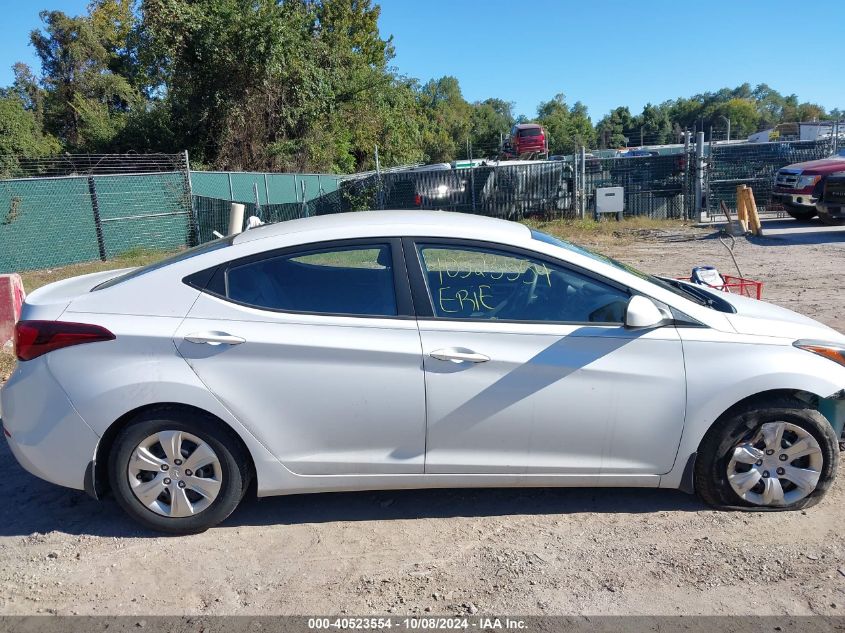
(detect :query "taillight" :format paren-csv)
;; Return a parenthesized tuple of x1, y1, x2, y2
(15, 320, 115, 361)
(414, 194, 422, 206)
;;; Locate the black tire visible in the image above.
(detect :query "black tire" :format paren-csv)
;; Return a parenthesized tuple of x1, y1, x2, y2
(108, 408, 251, 534)
(784, 204, 817, 221)
(695, 397, 838, 511)
(817, 210, 845, 226)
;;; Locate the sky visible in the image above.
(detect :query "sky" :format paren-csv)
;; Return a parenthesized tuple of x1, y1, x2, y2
(1, 0, 843, 123)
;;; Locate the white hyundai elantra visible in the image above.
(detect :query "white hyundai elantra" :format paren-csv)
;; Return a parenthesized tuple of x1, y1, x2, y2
(2, 211, 843, 533)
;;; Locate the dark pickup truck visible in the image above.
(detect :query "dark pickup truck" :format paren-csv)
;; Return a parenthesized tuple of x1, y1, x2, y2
(816, 171, 845, 225)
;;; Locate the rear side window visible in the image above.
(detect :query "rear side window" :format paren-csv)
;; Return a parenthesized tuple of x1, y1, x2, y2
(94, 237, 233, 291)
(225, 244, 397, 316)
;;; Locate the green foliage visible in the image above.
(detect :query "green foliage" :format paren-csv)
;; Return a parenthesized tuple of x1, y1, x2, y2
(0, 95, 61, 176)
(30, 8, 140, 150)
(0, 2, 839, 168)
(597, 107, 634, 148)
(537, 94, 595, 155)
(470, 98, 515, 157)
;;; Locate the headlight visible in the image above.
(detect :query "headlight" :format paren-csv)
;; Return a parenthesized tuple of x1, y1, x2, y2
(796, 174, 821, 188)
(794, 340, 845, 367)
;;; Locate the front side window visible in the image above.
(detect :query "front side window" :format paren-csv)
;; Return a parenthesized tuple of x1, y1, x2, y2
(416, 244, 628, 323)
(226, 244, 397, 316)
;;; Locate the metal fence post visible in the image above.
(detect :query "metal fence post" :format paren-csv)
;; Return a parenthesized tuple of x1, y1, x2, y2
(683, 131, 691, 219)
(573, 151, 579, 218)
(227, 172, 234, 201)
(183, 150, 200, 246)
(87, 176, 107, 261)
(580, 146, 586, 218)
(695, 131, 705, 220)
(263, 173, 271, 206)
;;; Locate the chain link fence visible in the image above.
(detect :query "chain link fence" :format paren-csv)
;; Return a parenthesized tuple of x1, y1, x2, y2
(706, 138, 838, 216)
(1, 136, 842, 273)
(0, 153, 194, 272)
(342, 151, 694, 220)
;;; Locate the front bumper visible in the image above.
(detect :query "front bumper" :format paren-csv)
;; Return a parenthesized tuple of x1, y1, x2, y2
(772, 192, 818, 208)
(816, 202, 844, 218)
(0, 357, 99, 490)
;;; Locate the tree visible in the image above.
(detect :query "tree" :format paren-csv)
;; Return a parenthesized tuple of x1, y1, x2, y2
(417, 76, 472, 162)
(0, 95, 61, 176)
(30, 9, 139, 150)
(536, 94, 595, 155)
(143, 0, 402, 171)
(597, 106, 634, 148)
(470, 98, 514, 157)
(633, 103, 672, 145)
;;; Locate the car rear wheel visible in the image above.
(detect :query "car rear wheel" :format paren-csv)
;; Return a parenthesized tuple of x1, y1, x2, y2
(695, 397, 838, 511)
(784, 204, 817, 221)
(109, 409, 251, 534)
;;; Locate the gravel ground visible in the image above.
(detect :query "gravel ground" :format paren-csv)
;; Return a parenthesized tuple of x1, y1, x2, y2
(1, 220, 844, 617)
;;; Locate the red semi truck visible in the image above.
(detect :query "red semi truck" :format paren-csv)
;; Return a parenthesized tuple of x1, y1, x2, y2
(772, 148, 845, 222)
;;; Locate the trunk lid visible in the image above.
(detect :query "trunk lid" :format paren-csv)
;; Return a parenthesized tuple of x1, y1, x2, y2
(21, 268, 135, 321)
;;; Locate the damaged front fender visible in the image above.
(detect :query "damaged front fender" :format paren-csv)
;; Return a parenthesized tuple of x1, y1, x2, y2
(820, 389, 845, 440)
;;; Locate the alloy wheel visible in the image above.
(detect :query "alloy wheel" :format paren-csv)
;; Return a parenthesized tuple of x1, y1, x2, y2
(727, 421, 823, 506)
(127, 430, 223, 517)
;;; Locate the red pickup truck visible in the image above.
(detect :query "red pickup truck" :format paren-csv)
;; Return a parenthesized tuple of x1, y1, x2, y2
(772, 148, 845, 221)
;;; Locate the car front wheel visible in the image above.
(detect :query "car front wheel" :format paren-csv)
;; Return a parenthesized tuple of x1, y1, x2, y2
(109, 408, 251, 534)
(695, 397, 838, 510)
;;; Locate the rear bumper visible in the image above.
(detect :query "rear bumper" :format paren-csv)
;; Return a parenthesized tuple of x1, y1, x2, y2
(0, 357, 99, 490)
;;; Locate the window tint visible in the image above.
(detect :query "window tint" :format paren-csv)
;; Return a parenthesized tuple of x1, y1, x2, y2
(226, 244, 397, 316)
(417, 245, 628, 323)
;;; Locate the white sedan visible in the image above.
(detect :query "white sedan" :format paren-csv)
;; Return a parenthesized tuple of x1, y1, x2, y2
(2, 211, 843, 533)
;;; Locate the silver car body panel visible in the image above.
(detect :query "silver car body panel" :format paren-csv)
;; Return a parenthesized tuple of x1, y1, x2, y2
(3, 211, 845, 497)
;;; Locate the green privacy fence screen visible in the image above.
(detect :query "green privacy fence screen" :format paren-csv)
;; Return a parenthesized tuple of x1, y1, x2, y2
(0, 171, 193, 273)
(189, 171, 341, 206)
(0, 154, 343, 273)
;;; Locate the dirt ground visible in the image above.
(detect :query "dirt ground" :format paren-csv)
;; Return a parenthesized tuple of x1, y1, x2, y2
(1, 219, 844, 617)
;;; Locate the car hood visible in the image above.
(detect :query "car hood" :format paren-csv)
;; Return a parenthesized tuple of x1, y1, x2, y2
(784, 155, 845, 174)
(709, 290, 845, 343)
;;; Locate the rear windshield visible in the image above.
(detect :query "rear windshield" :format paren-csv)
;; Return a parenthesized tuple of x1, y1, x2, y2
(92, 237, 233, 291)
(518, 128, 543, 137)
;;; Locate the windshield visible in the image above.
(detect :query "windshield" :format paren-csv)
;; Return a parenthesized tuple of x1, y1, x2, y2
(530, 229, 733, 311)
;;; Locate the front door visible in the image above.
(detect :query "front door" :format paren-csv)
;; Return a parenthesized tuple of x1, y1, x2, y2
(406, 239, 686, 476)
(174, 239, 427, 475)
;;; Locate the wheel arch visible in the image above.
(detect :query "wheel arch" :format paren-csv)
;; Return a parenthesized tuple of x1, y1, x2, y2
(90, 402, 256, 500)
(675, 387, 841, 494)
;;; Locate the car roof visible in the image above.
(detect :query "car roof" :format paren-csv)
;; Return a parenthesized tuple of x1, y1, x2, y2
(233, 210, 531, 244)
(514, 123, 542, 130)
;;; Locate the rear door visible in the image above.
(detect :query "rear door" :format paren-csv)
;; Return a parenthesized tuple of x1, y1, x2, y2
(174, 238, 427, 475)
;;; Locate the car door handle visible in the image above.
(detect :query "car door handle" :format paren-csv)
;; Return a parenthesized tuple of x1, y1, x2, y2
(429, 348, 490, 363)
(184, 332, 246, 346)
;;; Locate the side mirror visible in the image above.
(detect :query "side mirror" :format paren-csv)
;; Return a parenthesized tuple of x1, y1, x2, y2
(625, 295, 665, 329)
